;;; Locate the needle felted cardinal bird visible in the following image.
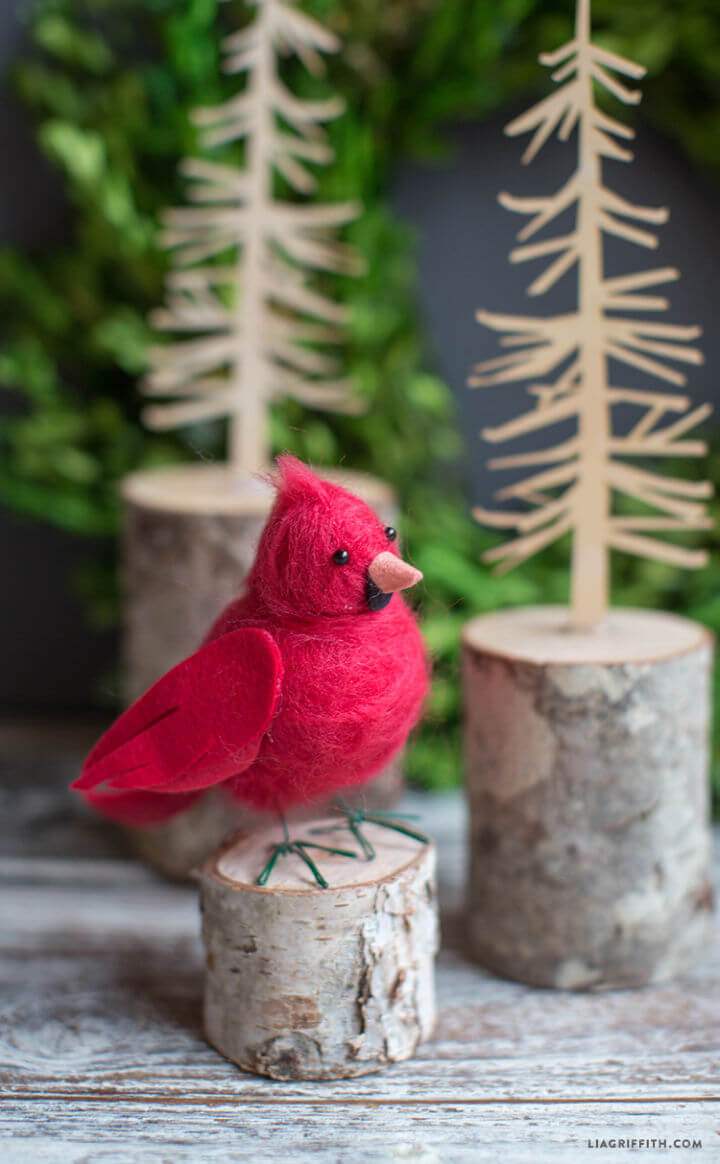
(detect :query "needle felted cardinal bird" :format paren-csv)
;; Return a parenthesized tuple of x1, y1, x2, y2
(73, 457, 428, 880)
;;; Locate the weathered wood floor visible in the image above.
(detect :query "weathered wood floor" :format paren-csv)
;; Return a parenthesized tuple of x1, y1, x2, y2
(1, 720, 718, 1161)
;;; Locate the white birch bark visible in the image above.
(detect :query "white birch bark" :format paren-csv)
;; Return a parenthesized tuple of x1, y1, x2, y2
(201, 820, 438, 1079)
(463, 606, 714, 989)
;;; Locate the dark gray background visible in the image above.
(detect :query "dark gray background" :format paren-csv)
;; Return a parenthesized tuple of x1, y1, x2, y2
(2, 3, 718, 710)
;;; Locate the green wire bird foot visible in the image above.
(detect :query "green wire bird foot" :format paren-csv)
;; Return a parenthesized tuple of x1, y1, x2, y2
(310, 807, 429, 862)
(256, 818, 358, 889)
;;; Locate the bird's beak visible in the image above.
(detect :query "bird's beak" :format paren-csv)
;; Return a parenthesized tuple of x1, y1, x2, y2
(366, 551, 423, 611)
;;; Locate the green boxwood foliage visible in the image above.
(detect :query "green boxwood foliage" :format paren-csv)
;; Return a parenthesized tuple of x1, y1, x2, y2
(3, 0, 719, 801)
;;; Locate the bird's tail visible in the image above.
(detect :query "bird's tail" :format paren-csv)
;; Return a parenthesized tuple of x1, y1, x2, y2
(81, 786, 204, 828)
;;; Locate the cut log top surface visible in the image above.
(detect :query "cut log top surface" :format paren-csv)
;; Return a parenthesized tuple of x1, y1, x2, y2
(214, 818, 428, 892)
(463, 605, 711, 665)
(121, 462, 396, 515)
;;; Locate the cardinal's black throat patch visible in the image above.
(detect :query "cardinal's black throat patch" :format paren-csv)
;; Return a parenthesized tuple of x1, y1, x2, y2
(366, 576, 392, 612)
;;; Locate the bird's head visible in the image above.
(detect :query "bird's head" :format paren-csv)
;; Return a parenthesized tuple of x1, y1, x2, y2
(248, 455, 423, 619)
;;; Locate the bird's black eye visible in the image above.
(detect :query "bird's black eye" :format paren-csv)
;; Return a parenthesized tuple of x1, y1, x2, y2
(385, 526, 397, 542)
(332, 548, 349, 565)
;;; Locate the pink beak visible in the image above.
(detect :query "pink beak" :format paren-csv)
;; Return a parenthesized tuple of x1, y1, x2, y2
(368, 551, 423, 594)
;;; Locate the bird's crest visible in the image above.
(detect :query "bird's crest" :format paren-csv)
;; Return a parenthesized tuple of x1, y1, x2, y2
(274, 454, 330, 506)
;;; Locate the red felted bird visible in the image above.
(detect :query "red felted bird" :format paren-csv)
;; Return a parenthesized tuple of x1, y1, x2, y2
(73, 456, 429, 884)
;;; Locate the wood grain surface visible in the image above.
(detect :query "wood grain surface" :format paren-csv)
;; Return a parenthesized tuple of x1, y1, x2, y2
(1, 727, 718, 1161)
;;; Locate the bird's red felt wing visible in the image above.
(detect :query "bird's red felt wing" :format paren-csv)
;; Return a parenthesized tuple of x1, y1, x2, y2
(72, 628, 283, 802)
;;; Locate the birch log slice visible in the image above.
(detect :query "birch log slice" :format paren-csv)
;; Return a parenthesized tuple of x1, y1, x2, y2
(120, 463, 403, 878)
(463, 605, 714, 991)
(201, 819, 438, 1080)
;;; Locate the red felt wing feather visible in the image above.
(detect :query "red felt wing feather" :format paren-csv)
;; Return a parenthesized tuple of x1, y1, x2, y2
(73, 628, 283, 805)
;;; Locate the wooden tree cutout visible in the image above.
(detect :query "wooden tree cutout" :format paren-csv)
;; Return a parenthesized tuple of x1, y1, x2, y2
(144, 0, 362, 478)
(471, 0, 712, 628)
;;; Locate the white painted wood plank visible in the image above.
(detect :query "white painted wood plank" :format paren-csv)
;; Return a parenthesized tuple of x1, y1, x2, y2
(2, 807, 718, 1104)
(1, 783, 717, 1161)
(2, 1101, 717, 1163)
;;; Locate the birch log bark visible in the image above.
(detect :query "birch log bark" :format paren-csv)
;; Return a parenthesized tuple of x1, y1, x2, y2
(463, 607, 713, 989)
(201, 820, 438, 1079)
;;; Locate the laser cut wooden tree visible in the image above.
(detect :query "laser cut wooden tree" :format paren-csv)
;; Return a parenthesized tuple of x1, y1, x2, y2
(470, 0, 712, 628)
(143, 0, 362, 478)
